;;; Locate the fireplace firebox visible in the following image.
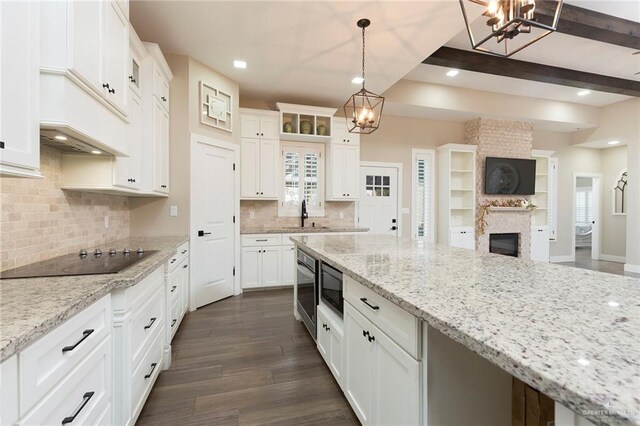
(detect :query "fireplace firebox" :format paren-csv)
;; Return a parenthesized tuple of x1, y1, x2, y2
(490, 233, 519, 257)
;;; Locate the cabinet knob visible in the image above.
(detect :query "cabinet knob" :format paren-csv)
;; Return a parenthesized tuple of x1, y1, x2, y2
(161, 185, 167, 189)
(102, 83, 110, 89)
(0, 141, 4, 149)
(109, 87, 115, 94)
(161, 96, 167, 102)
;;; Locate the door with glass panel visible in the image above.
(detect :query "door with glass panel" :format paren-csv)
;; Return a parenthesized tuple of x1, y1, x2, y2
(359, 165, 399, 236)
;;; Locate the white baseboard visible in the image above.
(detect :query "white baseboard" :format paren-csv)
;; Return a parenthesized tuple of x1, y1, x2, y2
(624, 264, 640, 274)
(600, 254, 626, 264)
(550, 255, 575, 263)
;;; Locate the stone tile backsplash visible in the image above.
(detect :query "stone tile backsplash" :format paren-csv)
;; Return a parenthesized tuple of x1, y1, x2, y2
(0, 146, 130, 271)
(240, 200, 356, 230)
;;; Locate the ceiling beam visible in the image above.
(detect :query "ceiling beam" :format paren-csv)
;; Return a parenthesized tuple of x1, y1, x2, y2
(536, 1, 640, 50)
(422, 47, 640, 97)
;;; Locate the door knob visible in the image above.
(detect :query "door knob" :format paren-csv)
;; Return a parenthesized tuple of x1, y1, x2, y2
(197, 230, 212, 237)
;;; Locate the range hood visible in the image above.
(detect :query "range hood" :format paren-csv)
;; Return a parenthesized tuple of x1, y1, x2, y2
(40, 128, 111, 156)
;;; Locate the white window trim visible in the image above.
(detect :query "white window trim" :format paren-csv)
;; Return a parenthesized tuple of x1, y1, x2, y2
(411, 148, 436, 242)
(278, 141, 325, 217)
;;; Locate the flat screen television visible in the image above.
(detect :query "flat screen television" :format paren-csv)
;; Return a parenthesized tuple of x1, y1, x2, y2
(485, 157, 536, 195)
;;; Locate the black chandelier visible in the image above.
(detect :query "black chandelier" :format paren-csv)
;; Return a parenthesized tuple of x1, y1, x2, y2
(344, 18, 384, 134)
(459, 0, 563, 57)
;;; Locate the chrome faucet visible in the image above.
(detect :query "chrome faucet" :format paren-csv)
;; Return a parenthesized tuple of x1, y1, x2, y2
(301, 200, 309, 228)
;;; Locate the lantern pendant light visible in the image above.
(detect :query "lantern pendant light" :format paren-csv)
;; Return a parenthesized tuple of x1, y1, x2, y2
(459, 0, 563, 58)
(344, 18, 384, 134)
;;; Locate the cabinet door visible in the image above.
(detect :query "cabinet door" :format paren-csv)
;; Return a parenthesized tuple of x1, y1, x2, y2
(344, 303, 374, 425)
(69, 0, 103, 93)
(317, 308, 330, 360)
(241, 114, 261, 139)
(371, 324, 421, 426)
(259, 139, 279, 198)
(114, 90, 141, 189)
(449, 230, 463, 248)
(328, 317, 344, 387)
(160, 106, 170, 192)
(281, 245, 295, 285)
(343, 145, 359, 198)
(241, 247, 261, 289)
(181, 259, 189, 313)
(260, 116, 279, 140)
(0, 0, 39, 173)
(240, 138, 260, 198)
(330, 144, 346, 199)
(260, 247, 281, 287)
(103, 1, 128, 114)
(531, 227, 549, 262)
(151, 101, 169, 194)
(463, 231, 475, 250)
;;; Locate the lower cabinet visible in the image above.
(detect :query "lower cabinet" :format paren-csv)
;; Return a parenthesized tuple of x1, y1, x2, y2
(531, 225, 550, 262)
(0, 295, 113, 426)
(111, 265, 165, 426)
(317, 303, 344, 389)
(343, 302, 421, 426)
(450, 227, 475, 250)
(281, 245, 296, 286)
(241, 246, 281, 289)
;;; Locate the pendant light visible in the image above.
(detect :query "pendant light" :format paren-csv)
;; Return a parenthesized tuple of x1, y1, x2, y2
(344, 18, 384, 134)
(459, 0, 563, 57)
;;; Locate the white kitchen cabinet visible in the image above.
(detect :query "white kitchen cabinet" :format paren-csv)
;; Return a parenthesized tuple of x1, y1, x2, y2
(450, 227, 475, 250)
(240, 111, 278, 140)
(281, 245, 296, 286)
(152, 99, 170, 193)
(114, 86, 143, 190)
(164, 242, 190, 367)
(40, 0, 130, 156)
(0, 0, 41, 178)
(240, 246, 281, 289)
(317, 303, 344, 389)
(344, 301, 421, 426)
(240, 109, 280, 200)
(111, 265, 165, 426)
(0, 355, 19, 426)
(531, 225, 550, 262)
(152, 62, 170, 112)
(326, 142, 360, 200)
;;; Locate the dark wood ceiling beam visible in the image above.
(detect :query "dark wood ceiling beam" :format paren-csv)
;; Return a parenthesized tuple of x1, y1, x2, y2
(536, 1, 640, 50)
(423, 47, 640, 97)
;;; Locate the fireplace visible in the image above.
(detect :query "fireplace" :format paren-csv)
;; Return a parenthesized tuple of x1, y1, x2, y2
(490, 233, 519, 257)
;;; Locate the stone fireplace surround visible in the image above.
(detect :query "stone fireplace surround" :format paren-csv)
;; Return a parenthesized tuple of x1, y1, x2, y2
(465, 118, 533, 260)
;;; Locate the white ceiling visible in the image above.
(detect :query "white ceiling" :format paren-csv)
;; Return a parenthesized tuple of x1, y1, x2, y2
(130, 0, 479, 107)
(403, 64, 632, 107)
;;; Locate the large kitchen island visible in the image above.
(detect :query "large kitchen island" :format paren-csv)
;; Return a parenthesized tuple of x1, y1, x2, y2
(292, 234, 640, 426)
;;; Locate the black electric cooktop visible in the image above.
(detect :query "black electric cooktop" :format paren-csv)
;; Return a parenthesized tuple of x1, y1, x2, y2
(0, 248, 158, 280)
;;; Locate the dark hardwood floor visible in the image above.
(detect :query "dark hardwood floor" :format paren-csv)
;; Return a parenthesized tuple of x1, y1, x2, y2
(136, 288, 359, 425)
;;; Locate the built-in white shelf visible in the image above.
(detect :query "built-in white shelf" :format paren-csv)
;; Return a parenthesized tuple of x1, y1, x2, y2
(276, 102, 336, 143)
(487, 207, 531, 212)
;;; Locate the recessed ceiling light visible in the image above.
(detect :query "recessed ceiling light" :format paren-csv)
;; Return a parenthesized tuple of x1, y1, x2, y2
(608, 301, 620, 307)
(233, 60, 247, 69)
(352, 76, 364, 84)
(577, 90, 591, 96)
(54, 135, 68, 141)
(446, 69, 460, 77)
(608, 140, 621, 145)
(577, 358, 590, 366)
(91, 150, 102, 155)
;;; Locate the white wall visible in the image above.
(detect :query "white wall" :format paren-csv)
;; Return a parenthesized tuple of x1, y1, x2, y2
(601, 146, 627, 260)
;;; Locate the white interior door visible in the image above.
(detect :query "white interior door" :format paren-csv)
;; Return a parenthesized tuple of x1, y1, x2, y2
(193, 140, 236, 308)
(359, 165, 399, 236)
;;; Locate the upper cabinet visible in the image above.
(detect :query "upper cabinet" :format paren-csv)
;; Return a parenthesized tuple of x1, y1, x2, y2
(240, 109, 279, 200)
(0, 0, 41, 178)
(40, 0, 129, 156)
(326, 120, 360, 201)
(276, 103, 336, 143)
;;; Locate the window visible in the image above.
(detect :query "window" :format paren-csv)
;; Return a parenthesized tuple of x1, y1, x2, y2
(411, 149, 435, 242)
(365, 175, 391, 197)
(280, 142, 324, 217)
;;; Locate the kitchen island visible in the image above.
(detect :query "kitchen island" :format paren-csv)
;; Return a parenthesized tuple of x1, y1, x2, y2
(292, 234, 640, 426)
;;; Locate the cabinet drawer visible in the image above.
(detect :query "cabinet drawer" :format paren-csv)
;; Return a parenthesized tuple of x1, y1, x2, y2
(344, 276, 420, 358)
(19, 337, 112, 425)
(131, 285, 164, 369)
(125, 265, 164, 313)
(131, 328, 163, 418)
(19, 295, 111, 414)
(176, 241, 189, 262)
(168, 266, 181, 305)
(241, 234, 282, 247)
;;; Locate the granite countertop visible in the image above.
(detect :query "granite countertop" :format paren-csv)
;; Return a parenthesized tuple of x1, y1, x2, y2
(241, 226, 369, 234)
(0, 235, 188, 362)
(292, 234, 640, 426)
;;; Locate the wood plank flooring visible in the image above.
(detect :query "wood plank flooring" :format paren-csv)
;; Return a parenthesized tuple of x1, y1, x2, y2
(136, 288, 359, 425)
